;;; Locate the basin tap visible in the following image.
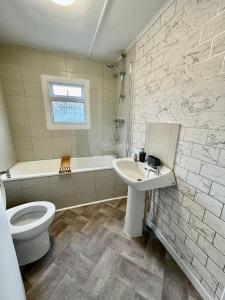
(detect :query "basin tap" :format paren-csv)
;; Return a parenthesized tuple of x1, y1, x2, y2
(145, 166, 160, 177)
(156, 166, 160, 175)
(0, 169, 11, 178)
(146, 168, 151, 178)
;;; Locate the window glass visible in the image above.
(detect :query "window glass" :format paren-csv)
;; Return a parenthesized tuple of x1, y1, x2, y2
(51, 83, 83, 98)
(52, 101, 85, 123)
(41, 75, 90, 129)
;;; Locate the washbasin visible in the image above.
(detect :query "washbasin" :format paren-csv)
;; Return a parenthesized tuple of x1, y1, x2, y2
(113, 158, 176, 238)
(113, 158, 176, 191)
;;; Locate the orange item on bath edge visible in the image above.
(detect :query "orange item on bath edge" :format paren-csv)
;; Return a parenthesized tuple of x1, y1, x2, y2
(59, 155, 71, 173)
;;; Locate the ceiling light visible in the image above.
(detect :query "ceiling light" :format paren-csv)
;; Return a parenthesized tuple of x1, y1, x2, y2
(51, 0, 74, 6)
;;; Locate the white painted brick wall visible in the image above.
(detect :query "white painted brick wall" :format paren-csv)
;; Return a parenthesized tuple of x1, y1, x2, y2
(128, 0, 225, 296)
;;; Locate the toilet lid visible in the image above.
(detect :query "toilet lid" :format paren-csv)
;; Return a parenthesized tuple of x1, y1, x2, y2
(7, 201, 55, 235)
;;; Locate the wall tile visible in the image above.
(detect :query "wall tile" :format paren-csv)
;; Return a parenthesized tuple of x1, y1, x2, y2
(195, 54, 224, 79)
(11, 123, 31, 137)
(214, 233, 225, 255)
(189, 214, 215, 243)
(164, 203, 179, 224)
(185, 236, 207, 265)
(44, 52, 66, 71)
(206, 130, 225, 149)
(179, 154, 201, 173)
(179, 218, 198, 242)
(198, 235, 225, 269)
(3, 79, 24, 96)
(204, 211, 225, 238)
(26, 97, 43, 111)
(173, 199, 190, 221)
(169, 219, 186, 242)
(182, 195, 205, 219)
(195, 190, 223, 217)
(31, 136, 53, 149)
(161, 1, 176, 26)
(201, 10, 225, 42)
(28, 111, 46, 124)
(218, 149, 225, 167)
(200, 162, 225, 185)
(9, 110, 29, 124)
(192, 144, 220, 164)
(211, 31, 225, 56)
(185, 40, 211, 66)
(187, 171, 212, 193)
(175, 237, 193, 262)
(0, 63, 22, 80)
(210, 181, 225, 204)
(33, 148, 54, 160)
(19, 48, 45, 68)
(198, 111, 225, 130)
(23, 82, 42, 97)
(17, 150, 34, 161)
(21, 66, 44, 82)
(220, 0, 225, 11)
(0, 45, 20, 64)
(176, 178, 196, 199)
(174, 165, 188, 181)
(206, 258, 225, 286)
(14, 136, 33, 150)
(184, 128, 208, 144)
(6, 96, 27, 110)
(192, 257, 218, 291)
(0, 44, 117, 160)
(128, 0, 225, 293)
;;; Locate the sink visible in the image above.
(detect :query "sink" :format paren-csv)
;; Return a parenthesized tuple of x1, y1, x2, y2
(113, 158, 176, 237)
(113, 158, 176, 191)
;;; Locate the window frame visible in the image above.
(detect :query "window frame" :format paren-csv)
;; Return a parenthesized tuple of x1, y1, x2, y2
(41, 75, 90, 130)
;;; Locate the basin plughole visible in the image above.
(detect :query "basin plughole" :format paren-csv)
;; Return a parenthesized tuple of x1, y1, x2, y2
(113, 158, 176, 237)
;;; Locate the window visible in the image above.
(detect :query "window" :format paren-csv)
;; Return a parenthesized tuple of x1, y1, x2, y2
(41, 75, 90, 130)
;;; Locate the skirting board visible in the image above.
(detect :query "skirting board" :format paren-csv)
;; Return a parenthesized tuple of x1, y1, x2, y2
(148, 220, 213, 300)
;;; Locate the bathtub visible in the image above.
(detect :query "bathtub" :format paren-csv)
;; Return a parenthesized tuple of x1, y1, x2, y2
(2, 156, 127, 209)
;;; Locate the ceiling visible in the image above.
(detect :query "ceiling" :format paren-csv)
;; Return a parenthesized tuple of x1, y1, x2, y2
(0, 0, 167, 60)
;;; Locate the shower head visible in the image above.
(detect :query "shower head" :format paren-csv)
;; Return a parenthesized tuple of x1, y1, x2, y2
(105, 63, 123, 75)
(106, 63, 114, 68)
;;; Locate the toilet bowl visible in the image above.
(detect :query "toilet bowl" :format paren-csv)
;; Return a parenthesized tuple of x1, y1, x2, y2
(0, 179, 55, 266)
(6, 201, 55, 266)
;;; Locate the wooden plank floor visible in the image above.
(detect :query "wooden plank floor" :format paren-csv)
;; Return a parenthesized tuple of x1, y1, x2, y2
(21, 198, 202, 300)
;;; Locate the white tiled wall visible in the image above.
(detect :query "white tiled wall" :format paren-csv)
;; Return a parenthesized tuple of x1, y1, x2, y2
(0, 44, 118, 161)
(129, 0, 225, 298)
(0, 79, 17, 171)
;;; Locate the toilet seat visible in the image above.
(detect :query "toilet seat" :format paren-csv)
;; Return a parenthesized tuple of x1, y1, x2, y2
(7, 201, 55, 236)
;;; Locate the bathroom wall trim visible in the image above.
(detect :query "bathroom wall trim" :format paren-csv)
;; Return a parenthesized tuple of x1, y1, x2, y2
(148, 221, 212, 300)
(126, 0, 173, 53)
(56, 196, 127, 212)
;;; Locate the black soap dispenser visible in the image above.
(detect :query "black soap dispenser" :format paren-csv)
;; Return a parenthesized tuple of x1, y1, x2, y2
(139, 148, 146, 162)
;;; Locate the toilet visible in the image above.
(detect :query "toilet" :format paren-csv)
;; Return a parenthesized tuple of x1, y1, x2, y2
(0, 180, 55, 266)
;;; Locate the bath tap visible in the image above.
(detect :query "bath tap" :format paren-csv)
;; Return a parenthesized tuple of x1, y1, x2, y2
(0, 170, 11, 178)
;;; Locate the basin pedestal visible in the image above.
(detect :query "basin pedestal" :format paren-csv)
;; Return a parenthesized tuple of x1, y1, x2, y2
(124, 186, 145, 237)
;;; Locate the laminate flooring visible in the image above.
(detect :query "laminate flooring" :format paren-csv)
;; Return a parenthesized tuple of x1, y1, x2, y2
(21, 198, 202, 300)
